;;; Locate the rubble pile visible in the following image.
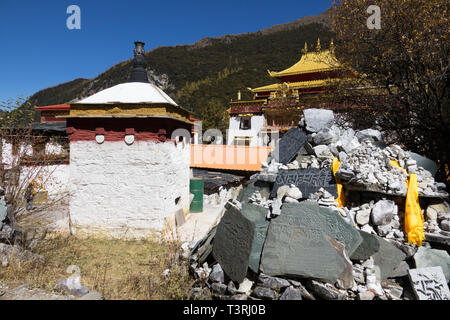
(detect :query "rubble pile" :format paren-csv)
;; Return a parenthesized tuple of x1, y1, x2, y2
(183, 108, 450, 301)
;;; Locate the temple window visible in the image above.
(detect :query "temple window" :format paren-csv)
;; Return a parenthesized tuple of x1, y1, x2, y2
(239, 117, 251, 130)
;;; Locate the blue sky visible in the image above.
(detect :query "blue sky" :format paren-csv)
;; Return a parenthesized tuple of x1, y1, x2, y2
(0, 0, 332, 104)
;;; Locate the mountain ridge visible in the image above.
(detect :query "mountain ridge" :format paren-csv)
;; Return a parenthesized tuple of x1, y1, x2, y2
(27, 12, 333, 120)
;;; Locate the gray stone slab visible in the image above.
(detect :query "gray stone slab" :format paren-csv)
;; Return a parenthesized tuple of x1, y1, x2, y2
(408, 267, 450, 300)
(425, 232, 450, 247)
(212, 206, 255, 283)
(344, 181, 448, 199)
(408, 152, 438, 177)
(251, 286, 277, 300)
(175, 208, 185, 227)
(270, 168, 338, 199)
(306, 279, 346, 300)
(372, 236, 407, 280)
(260, 201, 346, 283)
(272, 127, 307, 165)
(391, 261, 410, 278)
(194, 226, 217, 264)
(238, 181, 271, 204)
(350, 231, 381, 261)
(257, 273, 290, 290)
(414, 246, 450, 282)
(279, 286, 303, 300)
(318, 206, 363, 257)
(240, 203, 270, 274)
(351, 232, 407, 280)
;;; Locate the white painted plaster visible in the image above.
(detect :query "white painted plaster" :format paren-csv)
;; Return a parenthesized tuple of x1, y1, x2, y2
(227, 115, 265, 146)
(69, 140, 190, 237)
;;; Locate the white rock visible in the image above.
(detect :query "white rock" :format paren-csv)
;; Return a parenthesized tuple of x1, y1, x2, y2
(236, 278, 253, 294)
(303, 108, 335, 133)
(362, 257, 375, 269)
(271, 198, 282, 216)
(356, 129, 382, 142)
(393, 230, 404, 239)
(361, 224, 375, 234)
(313, 145, 333, 159)
(377, 224, 392, 237)
(287, 161, 300, 170)
(371, 200, 396, 225)
(276, 185, 290, 199)
(355, 209, 371, 225)
(341, 137, 360, 154)
(286, 185, 302, 200)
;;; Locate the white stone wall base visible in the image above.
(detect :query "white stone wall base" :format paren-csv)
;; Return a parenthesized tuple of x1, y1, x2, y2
(69, 140, 190, 238)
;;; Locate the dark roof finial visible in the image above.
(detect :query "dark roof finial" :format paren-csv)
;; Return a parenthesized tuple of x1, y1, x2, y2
(129, 41, 149, 83)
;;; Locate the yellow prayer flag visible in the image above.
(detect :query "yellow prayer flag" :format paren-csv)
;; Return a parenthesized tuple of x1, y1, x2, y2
(332, 158, 347, 208)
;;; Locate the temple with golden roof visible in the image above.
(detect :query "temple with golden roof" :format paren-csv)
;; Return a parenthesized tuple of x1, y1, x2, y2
(227, 39, 352, 146)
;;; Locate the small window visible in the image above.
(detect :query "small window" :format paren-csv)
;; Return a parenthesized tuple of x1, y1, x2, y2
(239, 117, 251, 130)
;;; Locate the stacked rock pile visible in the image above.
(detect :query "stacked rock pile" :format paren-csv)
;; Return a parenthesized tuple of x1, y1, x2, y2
(182, 108, 450, 301)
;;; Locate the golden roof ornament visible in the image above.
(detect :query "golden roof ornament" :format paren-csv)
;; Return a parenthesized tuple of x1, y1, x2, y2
(316, 38, 321, 52)
(301, 42, 308, 54)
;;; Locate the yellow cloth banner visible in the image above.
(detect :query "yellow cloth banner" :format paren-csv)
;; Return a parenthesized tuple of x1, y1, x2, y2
(332, 158, 346, 207)
(390, 160, 425, 246)
(405, 173, 425, 246)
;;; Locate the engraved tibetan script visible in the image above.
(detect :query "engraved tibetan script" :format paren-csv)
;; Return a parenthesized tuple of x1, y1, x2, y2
(260, 201, 346, 282)
(270, 168, 338, 199)
(408, 267, 450, 300)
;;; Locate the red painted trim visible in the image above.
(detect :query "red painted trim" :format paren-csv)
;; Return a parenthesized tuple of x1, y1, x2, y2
(95, 127, 105, 134)
(229, 105, 263, 115)
(67, 118, 191, 143)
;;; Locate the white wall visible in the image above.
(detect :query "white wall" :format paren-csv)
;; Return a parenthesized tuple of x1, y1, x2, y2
(1, 139, 69, 200)
(18, 164, 69, 200)
(1, 140, 13, 169)
(69, 139, 190, 238)
(227, 115, 265, 146)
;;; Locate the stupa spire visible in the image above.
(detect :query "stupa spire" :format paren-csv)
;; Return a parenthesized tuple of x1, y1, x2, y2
(129, 41, 149, 83)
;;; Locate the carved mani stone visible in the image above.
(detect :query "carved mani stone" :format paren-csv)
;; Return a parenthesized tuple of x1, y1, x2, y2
(318, 206, 363, 257)
(270, 168, 338, 199)
(212, 206, 255, 283)
(272, 127, 308, 165)
(372, 235, 407, 280)
(260, 201, 346, 283)
(408, 267, 450, 300)
(350, 230, 381, 261)
(240, 203, 271, 274)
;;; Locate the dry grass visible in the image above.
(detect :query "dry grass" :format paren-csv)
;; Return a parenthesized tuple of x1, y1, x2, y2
(0, 235, 195, 300)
